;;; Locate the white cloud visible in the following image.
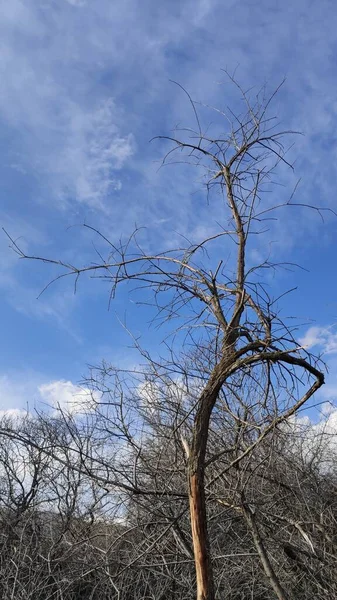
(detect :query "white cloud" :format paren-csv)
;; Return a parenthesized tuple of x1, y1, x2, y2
(38, 380, 97, 414)
(0, 407, 27, 420)
(287, 406, 337, 472)
(300, 325, 337, 355)
(0, 373, 98, 416)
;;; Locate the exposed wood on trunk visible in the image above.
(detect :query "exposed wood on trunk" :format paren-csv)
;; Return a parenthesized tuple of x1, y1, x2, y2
(189, 473, 214, 600)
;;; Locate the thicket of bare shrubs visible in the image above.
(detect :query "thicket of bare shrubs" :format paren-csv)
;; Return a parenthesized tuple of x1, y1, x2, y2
(0, 410, 335, 599)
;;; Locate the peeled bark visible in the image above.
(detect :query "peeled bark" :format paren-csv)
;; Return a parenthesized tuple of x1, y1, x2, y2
(189, 472, 214, 600)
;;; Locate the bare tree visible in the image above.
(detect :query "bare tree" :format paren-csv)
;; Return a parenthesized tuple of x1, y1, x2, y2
(3, 76, 328, 599)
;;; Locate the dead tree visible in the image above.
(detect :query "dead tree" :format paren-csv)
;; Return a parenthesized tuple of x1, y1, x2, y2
(4, 76, 326, 600)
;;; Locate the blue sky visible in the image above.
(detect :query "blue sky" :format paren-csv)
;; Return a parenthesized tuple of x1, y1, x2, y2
(1, 0, 337, 420)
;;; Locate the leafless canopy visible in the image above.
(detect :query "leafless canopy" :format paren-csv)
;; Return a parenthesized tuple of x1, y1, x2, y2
(2, 75, 334, 600)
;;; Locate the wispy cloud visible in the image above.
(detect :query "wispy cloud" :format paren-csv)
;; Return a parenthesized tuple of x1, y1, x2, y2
(50, 99, 135, 210)
(1, 0, 336, 232)
(0, 2, 138, 213)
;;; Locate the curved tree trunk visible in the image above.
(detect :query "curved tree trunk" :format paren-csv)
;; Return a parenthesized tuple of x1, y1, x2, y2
(187, 348, 236, 600)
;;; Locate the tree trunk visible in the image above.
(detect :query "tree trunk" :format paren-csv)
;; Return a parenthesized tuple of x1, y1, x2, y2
(188, 470, 214, 600)
(187, 349, 236, 600)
